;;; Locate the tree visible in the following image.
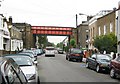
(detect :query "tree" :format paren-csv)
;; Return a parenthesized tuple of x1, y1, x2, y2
(94, 33, 117, 53)
(70, 39, 76, 48)
(56, 42, 63, 49)
(38, 35, 47, 48)
(56, 43, 60, 47)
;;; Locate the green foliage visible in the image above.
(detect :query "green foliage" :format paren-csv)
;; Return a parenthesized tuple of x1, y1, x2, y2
(70, 39, 76, 47)
(56, 43, 60, 47)
(94, 33, 117, 53)
(56, 42, 63, 49)
(64, 46, 69, 52)
(38, 35, 47, 48)
(47, 42, 55, 47)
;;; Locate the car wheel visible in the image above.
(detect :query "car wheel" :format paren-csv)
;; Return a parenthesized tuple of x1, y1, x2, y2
(68, 57, 71, 61)
(76, 59, 78, 62)
(80, 58, 83, 62)
(66, 56, 68, 60)
(86, 62, 89, 68)
(96, 65, 100, 73)
(110, 68, 116, 78)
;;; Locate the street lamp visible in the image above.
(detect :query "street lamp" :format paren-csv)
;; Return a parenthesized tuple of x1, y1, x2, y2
(79, 13, 94, 21)
(79, 13, 87, 16)
(76, 13, 89, 48)
(76, 13, 92, 48)
(76, 14, 78, 28)
(76, 13, 93, 48)
(75, 14, 79, 48)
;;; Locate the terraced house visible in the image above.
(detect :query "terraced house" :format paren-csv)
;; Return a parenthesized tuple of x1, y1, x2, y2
(0, 14, 10, 56)
(8, 17, 23, 52)
(88, 10, 116, 49)
(0, 15, 23, 56)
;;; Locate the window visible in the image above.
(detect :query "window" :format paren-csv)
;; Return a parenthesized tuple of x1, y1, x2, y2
(97, 55, 111, 60)
(86, 35, 89, 40)
(17, 68, 27, 83)
(116, 56, 120, 62)
(7, 66, 21, 83)
(0, 18, 3, 28)
(98, 26, 101, 36)
(12, 41, 14, 51)
(93, 27, 94, 37)
(110, 23, 113, 32)
(104, 25, 106, 35)
(71, 49, 82, 53)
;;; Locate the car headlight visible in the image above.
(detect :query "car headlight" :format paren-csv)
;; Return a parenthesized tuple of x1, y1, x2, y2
(26, 74, 36, 80)
(99, 63, 107, 67)
(99, 64, 104, 67)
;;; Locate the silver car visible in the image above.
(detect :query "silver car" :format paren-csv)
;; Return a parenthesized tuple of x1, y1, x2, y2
(45, 46, 55, 57)
(4, 56, 40, 83)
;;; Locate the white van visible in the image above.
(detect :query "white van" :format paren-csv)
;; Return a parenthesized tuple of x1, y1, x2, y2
(45, 47, 55, 57)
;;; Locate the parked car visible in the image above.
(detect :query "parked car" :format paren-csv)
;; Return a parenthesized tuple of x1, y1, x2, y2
(0, 57, 28, 84)
(58, 49, 64, 54)
(45, 46, 55, 57)
(66, 48, 84, 62)
(34, 49, 44, 56)
(4, 56, 40, 83)
(86, 54, 111, 72)
(109, 55, 120, 78)
(4, 54, 37, 65)
(22, 49, 37, 58)
(18, 52, 37, 63)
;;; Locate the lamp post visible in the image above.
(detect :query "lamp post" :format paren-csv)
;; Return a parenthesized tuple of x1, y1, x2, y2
(76, 13, 87, 48)
(77, 13, 93, 48)
(75, 14, 79, 48)
(76, 14, 78, 28)
(76, 13, 93, 48)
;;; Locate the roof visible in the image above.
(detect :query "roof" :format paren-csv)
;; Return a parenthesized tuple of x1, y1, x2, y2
(46, 46, 54, 48)
(89, 10, 113, 25)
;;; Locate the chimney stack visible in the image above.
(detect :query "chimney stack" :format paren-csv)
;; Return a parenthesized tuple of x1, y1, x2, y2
(9, 16, 12, 25)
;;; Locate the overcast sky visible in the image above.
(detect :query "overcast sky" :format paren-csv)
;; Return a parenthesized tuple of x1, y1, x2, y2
(0, 0, 120, 45)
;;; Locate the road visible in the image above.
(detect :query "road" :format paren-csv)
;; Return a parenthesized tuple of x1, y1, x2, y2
(37, 53, 120, 83)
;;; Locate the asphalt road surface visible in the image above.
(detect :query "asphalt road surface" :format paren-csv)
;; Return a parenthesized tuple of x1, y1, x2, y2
(37, 53, 120, 83)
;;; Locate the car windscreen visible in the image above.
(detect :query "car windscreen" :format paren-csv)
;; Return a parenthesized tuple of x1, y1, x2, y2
(46, 48, 54, 50)
(71, 49, 82, 54)
(8, 56, 33, 66)
(97, 55, 111, 61)
(116, 56, 120, 62)
(18, 53, 34, 58)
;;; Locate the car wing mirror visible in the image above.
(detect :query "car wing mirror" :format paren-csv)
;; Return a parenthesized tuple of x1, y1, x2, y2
(92, 57, 96, 60)
(34, 61, 38, 64)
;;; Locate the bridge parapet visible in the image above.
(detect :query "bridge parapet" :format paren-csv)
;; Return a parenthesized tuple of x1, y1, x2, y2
(31, 26, 73, 35)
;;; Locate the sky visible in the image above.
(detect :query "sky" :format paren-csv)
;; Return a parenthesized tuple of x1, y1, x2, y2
(0, 0, 120, 45)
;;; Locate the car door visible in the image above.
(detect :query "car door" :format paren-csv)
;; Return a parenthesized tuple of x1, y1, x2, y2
(4, 58, 28, 84)
(87, 55, 95, 68)
(67, 49, 71, 58)
(90, 54, 97, 69)
(115, 56, 120, 71)
(5, 65, 22, 83)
